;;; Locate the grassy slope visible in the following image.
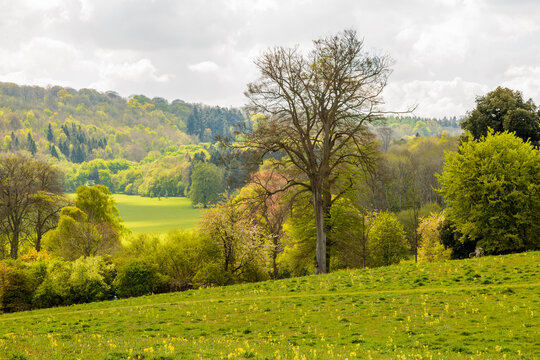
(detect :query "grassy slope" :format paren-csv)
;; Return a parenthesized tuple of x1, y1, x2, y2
(0, 252, 538, 359)
(114, 195, 202, 234)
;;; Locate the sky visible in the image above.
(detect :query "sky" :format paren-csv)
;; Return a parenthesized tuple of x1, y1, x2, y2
(1, 0, 539, 118)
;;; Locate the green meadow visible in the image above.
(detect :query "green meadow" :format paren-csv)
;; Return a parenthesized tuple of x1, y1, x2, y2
(0, 252, 538, 359)
(114, 195, 202, 234)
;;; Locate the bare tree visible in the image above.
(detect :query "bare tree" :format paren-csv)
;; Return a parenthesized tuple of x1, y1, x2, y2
(244, 30, 393, 273)
(377, 126, 393, 152)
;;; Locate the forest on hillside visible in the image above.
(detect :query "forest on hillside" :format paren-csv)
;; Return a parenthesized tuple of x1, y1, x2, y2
(0, 81, 461, 198)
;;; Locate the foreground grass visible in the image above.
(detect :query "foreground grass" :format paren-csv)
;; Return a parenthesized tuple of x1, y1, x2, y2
(114, 195, 202, 234)
(1, 252, 538, 359)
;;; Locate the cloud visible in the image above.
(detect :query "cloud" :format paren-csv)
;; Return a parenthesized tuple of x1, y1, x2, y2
(96, 54, 171, 83)
(503, 65, 540, 101)
(188, 61, 220, 73)
(383, 78, 490, 118)
(0, 0, 539, 114)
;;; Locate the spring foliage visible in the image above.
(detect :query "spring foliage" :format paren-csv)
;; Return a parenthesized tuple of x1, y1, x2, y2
(417, 212, 451, 262)
(367, 212, 409, 267)
(437, 131, 540, 253)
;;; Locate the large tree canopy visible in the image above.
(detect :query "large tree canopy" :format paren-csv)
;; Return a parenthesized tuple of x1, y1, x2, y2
(244, 29, 391, 273)
(460, 87, 540, 145)
(437, 131, 540, 254)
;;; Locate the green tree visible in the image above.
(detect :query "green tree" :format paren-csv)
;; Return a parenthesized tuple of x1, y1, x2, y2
(199, 199, 269, 283)
(437, 131, 540, 254)
(367, 211, 409, 267)
(461, 87, 540, 145)
(44, 185, 125, 260)
(74, 185, 125, 232)
(188, 162, 222, 208)
(27, 133, 37, 155)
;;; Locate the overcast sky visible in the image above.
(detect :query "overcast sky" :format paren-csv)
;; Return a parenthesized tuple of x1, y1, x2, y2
(1, 0, 539, 118)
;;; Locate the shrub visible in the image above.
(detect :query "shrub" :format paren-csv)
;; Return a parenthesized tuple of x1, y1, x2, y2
(69, 256, 113, 303)
(1, 267, 33, 313)
(368, 212, 409, 267)
(418, 212, 451, 262)
(113, 260, 163, 298)
(32, 258, 72, 308)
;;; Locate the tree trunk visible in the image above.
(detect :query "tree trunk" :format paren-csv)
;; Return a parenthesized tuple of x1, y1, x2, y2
(362, 213, 367, 269)
(272, 236, 279, 279)
(35, 232, 42, 252)
(323, 188, 332, 273)
(312, 179, 327, 274)
(10, 231, 19, 259)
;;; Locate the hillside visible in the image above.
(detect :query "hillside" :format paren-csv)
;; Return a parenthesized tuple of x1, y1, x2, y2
(1, 252, 538, 359)
(0, 82, 247, 163)
(0, 82, 258, 198)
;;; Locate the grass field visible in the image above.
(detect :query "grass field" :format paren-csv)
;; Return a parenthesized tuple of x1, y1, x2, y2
(0, 252, 538, 359)
(113, 195, 202, 234)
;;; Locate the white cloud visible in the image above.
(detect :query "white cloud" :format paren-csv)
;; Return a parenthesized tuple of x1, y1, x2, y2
(0, 0, 539, 114)
(503, 65, 540, 101)
(188, 61, 220, 73)
(383, 78, 490, 118)
(98, 57, 171, 83)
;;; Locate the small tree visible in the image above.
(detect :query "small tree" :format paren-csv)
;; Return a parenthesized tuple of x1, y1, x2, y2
(188, 162, 223, 208)
(199, 199, 269, 282)
(437, 131, 540, 254)
(44, 185, 125, 260)
(367, 212, 409, 267)
(0, 156, 65, 259)
(417, 212, 451, 262)
(236, 168, 291, 279)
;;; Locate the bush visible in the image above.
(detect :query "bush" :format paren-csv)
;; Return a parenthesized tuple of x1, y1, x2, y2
(113, 260, 163, 298)
(1, 267, 33, 313)
(69, 256, 114, 303)
(32, 259, 72, 308)
(192, 262, 235, 288)
(368, 212, 409, 267)
(417, 212, 451, 262)
(155, 231, 222, 291)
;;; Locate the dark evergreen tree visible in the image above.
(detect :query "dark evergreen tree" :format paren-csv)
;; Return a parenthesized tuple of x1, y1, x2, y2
(27, 133, 37, 155)
(186, 106, 200, 135)
(50, 144, 59, 159)
(47, 123, 54, 142)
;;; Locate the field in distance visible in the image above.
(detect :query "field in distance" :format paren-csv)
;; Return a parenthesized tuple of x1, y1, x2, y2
(0, 252, 538, 359)
(114, 195, 202, 234)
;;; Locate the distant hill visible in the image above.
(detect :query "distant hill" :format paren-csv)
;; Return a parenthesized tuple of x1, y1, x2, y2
(0, 82, 460, 198)
(0, 82, 248, 163)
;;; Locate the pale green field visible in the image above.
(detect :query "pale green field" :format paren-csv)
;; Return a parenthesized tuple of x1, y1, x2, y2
(113, 195, 202, 234)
